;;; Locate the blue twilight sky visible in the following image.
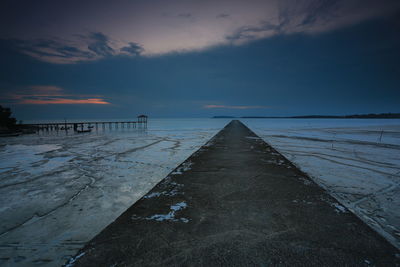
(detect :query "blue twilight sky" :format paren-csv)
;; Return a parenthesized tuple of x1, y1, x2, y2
(0, 0, 399, 120)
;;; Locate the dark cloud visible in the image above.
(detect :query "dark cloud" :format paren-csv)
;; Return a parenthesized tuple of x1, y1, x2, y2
(120, 42, 144, 56)
(178, 13, 192, 18)
(298, 0, 339, 26)
(86, 32, 114, 57)
(228, 0, 400, 43)
(7, 32, 143, 63)
(2, 0, 400, 63)
(277, 0, 340, 28)
(10, 38, 94, 63)
(216, 13, 230, 18)
(226, 22, 281, 43)
(1, 16, 400, 119)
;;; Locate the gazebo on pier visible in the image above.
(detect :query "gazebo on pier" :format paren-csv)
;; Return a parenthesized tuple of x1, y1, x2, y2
(137, 115, 148, 124)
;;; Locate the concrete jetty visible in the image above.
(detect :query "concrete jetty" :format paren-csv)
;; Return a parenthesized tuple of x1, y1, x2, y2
(71, 120, 399, 266)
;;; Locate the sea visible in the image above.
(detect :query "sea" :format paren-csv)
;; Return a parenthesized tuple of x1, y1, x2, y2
(1, 118, 400, 266)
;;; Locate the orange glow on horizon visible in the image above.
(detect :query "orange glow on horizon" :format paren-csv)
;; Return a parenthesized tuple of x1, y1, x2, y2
(3, 85, 111, 105)
(20, 98, 110, 105)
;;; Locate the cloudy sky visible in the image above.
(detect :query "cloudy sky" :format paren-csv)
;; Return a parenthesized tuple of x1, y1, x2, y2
(0, 0, 399, 119)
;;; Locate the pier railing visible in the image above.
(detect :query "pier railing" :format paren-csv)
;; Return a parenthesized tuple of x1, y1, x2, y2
(24, 117, 148, 133)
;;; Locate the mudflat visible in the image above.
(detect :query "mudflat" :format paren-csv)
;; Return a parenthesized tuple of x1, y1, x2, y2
(71, 120, 399, 266)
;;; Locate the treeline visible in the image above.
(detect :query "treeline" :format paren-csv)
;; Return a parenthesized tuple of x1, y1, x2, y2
(214, 113, 400, 119)
(292, 113, 400, 119)
(343, 113, 400, 118)
(0, 105, 17, 129)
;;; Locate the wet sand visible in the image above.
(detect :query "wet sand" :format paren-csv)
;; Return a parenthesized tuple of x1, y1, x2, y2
(71, 120, 399, 266)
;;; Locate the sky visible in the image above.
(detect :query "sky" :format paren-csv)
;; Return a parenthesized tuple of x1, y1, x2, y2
(0, 0, 399, 120)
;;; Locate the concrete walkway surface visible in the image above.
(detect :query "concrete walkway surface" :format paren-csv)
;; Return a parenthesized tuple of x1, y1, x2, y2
(70, 120, 399, 266)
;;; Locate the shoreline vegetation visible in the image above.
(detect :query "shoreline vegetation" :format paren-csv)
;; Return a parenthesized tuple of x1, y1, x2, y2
(0, 105, 35, 137)
(213, 112, 400, 119)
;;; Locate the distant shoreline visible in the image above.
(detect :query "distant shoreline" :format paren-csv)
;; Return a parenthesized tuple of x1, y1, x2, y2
(213, 113, 400, 119)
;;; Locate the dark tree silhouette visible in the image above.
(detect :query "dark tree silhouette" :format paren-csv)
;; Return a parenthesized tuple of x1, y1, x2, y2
(0, 105, 17, 129)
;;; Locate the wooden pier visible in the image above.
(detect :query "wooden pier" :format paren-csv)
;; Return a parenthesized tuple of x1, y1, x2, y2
(24, 115, 148, 133)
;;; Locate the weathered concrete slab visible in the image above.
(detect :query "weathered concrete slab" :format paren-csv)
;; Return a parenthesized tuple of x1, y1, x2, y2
(70, 120, 399, 266)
